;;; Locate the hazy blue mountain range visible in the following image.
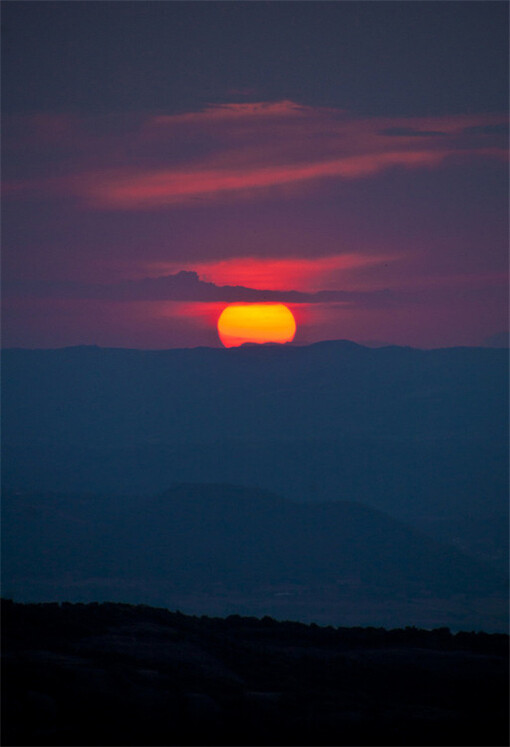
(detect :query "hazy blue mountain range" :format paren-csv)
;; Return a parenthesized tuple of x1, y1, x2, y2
(3, 341, 507, 448)
(2, 341, 508, 579)
(2, 484, 507, 632)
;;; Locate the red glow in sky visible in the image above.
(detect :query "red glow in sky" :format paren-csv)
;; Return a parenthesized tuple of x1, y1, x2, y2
(150, 254, 395, 293)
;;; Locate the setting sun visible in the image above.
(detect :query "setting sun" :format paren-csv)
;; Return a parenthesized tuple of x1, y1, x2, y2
(217, 303, 296, 348)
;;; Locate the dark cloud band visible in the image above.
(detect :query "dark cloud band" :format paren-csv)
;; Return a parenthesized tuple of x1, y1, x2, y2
(6, 270, 398, 309)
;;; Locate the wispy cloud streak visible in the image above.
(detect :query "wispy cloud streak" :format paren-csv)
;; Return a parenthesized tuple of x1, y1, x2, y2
(85, 150, 452, 208)
(3, 102, 507, 209)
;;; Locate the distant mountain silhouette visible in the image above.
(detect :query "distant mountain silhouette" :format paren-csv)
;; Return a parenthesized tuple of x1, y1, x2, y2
(3, 341, 506, 448)
(2, 341, 508, 577)
(2, 484, 507, 631)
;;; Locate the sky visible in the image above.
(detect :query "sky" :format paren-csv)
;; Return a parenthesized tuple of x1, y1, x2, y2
(2, 1, 508, 349)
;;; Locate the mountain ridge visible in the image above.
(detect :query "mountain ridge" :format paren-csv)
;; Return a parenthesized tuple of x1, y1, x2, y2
(2, 342, 507, 630)
(2, 337, 507, 354)
(3, 483, 507, 632)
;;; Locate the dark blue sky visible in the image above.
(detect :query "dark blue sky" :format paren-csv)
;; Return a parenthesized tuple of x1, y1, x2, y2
(3, 1, 508, 116)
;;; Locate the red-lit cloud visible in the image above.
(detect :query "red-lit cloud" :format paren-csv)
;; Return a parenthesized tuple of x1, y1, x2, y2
(150, 254, 396, 292)
(84, 150, 455, 208)
(3, 103, 507, 209)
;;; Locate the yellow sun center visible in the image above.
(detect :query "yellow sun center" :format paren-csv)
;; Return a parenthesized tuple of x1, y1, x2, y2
(217, 303, 296, 348)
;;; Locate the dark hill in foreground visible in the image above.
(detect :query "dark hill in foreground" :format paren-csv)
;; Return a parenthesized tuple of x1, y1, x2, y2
(3, 484, 507, 632)
(2, 599, 508, 746)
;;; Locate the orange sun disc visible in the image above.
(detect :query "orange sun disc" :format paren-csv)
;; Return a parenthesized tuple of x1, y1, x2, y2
(217, 303, 296, 348)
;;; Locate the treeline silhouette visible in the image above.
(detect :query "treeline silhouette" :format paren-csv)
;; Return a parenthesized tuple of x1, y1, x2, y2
(2, 599, 508, 746)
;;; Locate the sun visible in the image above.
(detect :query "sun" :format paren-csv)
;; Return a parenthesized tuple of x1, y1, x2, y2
(217, 303, 296, 348)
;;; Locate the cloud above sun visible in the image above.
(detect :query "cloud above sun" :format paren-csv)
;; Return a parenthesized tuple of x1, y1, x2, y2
(3, 101, 507, 209)
(6, 269, 399, 309)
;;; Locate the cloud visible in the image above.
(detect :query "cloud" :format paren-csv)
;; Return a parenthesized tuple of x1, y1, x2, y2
(379, 127, 448, 137)
(150, 100, 305, 125)
(6, 270, 400, 309)
(173, 254, 396, 292)
(82, 150, 452, 209)
(3, 103, 507, 209)
(461, 123, 509, 136)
